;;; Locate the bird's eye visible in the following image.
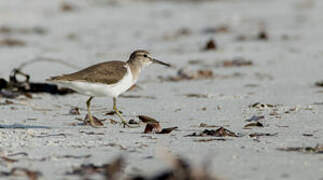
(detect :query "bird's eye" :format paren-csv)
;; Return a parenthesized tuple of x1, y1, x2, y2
(143, 54, 148, 58)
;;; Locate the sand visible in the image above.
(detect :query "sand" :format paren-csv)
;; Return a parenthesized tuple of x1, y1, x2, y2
(0, 0, 323, 179)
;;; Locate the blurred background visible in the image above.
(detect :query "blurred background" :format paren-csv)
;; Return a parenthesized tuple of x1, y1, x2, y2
(0, 0, 320, 82)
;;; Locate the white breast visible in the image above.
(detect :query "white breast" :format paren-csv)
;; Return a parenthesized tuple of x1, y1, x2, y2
(53, 65, 135, 98)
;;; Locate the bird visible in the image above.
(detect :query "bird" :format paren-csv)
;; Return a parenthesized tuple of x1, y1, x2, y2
(48, 50, 171, 127)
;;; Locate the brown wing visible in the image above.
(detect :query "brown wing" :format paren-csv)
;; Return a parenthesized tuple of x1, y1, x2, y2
(49, 61, 128, 85)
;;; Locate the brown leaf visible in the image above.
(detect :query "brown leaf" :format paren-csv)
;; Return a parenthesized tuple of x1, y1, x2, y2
(1, 156, 18, 163)
(138, 115, 159, 124)
(105, 111, 116, 115)
(158, 127, 178, 134)
(84, 114, 104, 126)
(244, 122, 264, 128)
(213, 127, 238, 137)
(184, 93, 209, 98)
(60, 3, 75, 12)
(144, 123, 162, 134)
(24, 93, 33, 98)
(0, 38, 25, 47)
(203, 39, 217, 50)
(222, 58, 253, 67)
(109, 119, 118, 125)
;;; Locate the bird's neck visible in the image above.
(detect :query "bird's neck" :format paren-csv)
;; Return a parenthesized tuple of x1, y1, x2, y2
(127, 59, 143, 82)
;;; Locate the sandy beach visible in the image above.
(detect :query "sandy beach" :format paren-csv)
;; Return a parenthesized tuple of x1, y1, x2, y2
(0, 0, 323, 179)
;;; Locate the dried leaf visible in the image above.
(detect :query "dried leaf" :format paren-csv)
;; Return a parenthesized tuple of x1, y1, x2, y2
(1, 156, 18, 163)
(184, 93, 209, 98)
(159, 127, 178, 134)
(203, 39, 217, 50)
(105, 111, 117, 115)
(60, 3, 75, 12)
(244, 122, 264, 128)
(0, 38, 25, 47)
(109, 119, 118, 125)
(144, 123, 162, 134)
(84, 114, 104, 126)
(138, 115, 159, 124)
(222, 58, 253, 67)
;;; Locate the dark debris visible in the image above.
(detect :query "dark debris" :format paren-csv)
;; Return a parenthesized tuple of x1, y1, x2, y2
(0, 69, 74, 98)
(278, 144, 323, 154)
(203, 39, 217, 51)
(0, 168, 42, 180)
(185, 127, 239, 137)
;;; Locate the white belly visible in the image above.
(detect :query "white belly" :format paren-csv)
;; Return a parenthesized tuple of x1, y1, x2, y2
(52, 67, 134, 98)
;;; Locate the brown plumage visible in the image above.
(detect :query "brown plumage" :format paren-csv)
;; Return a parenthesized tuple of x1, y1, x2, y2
(48, 50, 170, 128)
(49, 61, 128, 85)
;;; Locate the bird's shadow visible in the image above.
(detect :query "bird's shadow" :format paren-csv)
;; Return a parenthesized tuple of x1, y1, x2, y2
(0, 123, 51, 129)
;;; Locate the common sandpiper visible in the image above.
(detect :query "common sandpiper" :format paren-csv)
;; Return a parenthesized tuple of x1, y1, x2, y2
(48, 50, 171, 127)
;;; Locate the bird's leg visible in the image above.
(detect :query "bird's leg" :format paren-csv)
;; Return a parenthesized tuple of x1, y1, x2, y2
(113, 97, 129, 128)
(86, 96, 99, 127)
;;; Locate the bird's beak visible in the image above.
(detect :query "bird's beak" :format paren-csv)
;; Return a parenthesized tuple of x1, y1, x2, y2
(152, 58, 171, 67)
